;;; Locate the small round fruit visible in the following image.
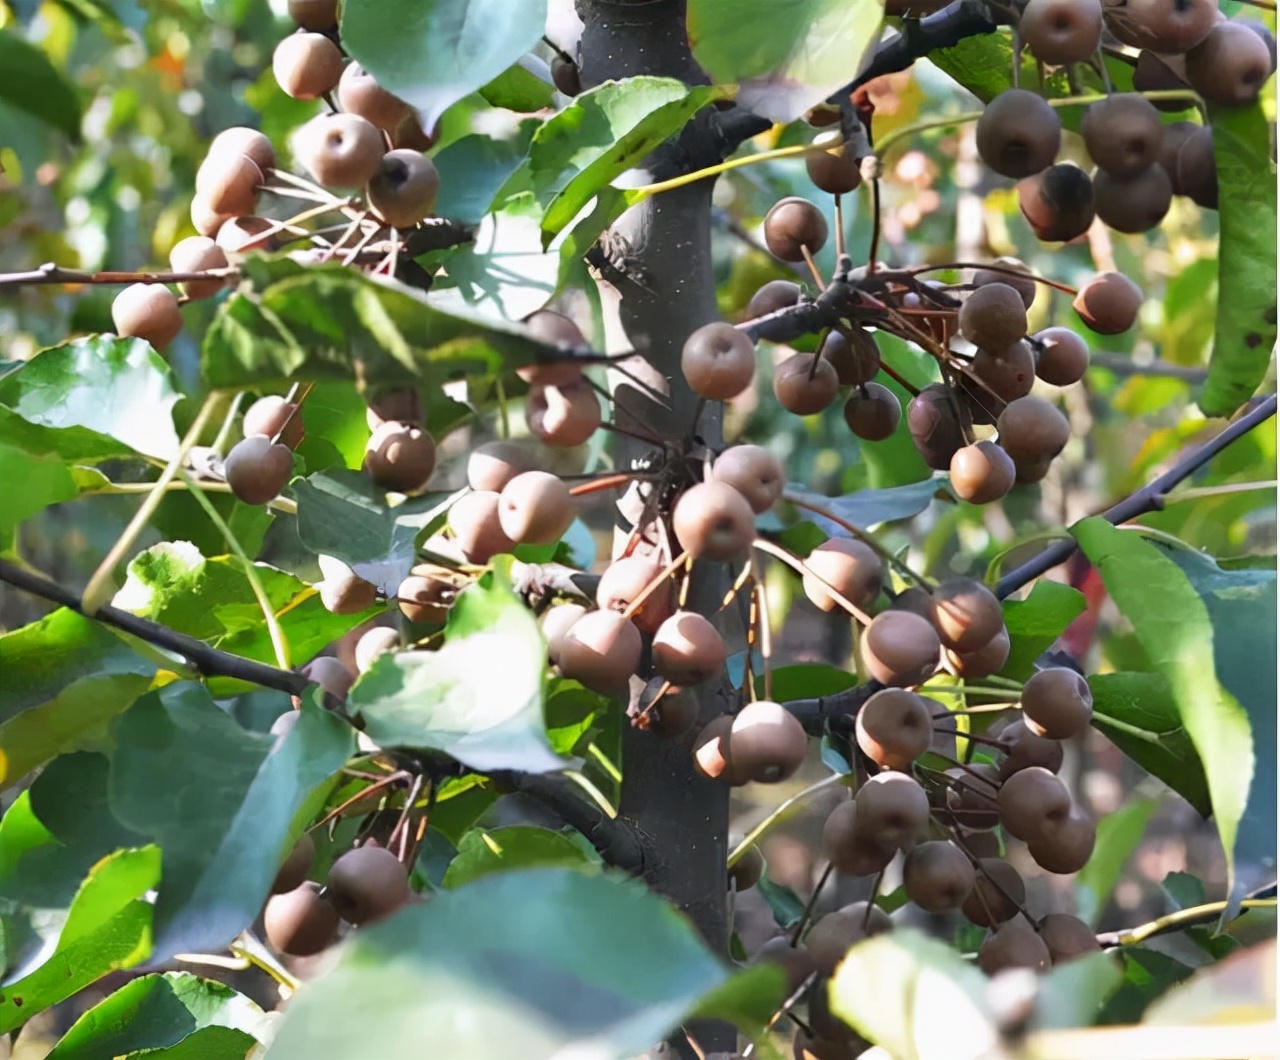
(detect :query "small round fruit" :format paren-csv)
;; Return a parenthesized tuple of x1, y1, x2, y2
(1134, 50, 1192, 110)
(364, 389, 422, 431)
(755, 936, 818, 995)
(943, 764, 1002, 831)
(196, 152, 263, 217)
(112, 284, 183, 350)
(1172, 126, 1217, 209)
(216, 216, 276, 254)
(903, 841, 976, 913)
(288, 0, 338, 30)
(979, 920, 1051, 976)
(392, 112, 437, 152)
(190, 195, 234, 238)
(1020, 0, 1103, 65)
(997, 766, 1072, 842)
(1027, 809, 1096, 874)
(519, 310, 586, 386)
(337, 61, 413, 132)
(293, 113, 385, 188)
(729, 844, 764, 891)
(169, 236, 229, 300)
(947, 627, 1011, 679)
(682, 322, 757, 401)
(907, 383, 968, 471)
(672, 481, 756, 562)
(303, 655, 354, 701)
(997, 396, 1070, 465)
(595, 554, 675, 634)
(243, 396, 304, 449)
(774, 354, 840, 416)
(803, 903, 892, 976)
(396, 572, 455, 624)
(466, 441, 538, 493)
(822, 799, 897, 876)
(1073, 271, 1143, 334)
(974, 259, 1038, 309)
(998, 719, 1065, 779)
(963, 342, 1036, 405)
(540, 603, 587, 664)
(526, 379, 601, 447)
(264, 882, 339, 956)
(855, 688, 933, 770)
(803, 538, 884, 613)
(448, 491, 515, 563)
(711, 445, 785, 514)
(763, 197, 828, 262)
(1038, 913, 1102, 964)
(1033, 327, 1089, 387)
(728, 700, 809, 783)
(854, 772, 930, 848)
(326, 845, 411, 924)
(961, 858, 1026, 927)
(224, 434, 294, 505)
(842, 382, 901, 441)
(273, 32, 343, 100)
(1081, 93, 1163, 178)
(551, 54, 582, 96)
(822, 328, 880, 386)
(497, 470, 576, 545)
(860, 610, 940, 688)
(806, 140, 863, 195)
(1100, 0, 1218, 53)
(960, 283, 1028, 351)
(355, 626, 400, 672)
(950, 441, 1016, 505)
(747, 279, 802, 319)
(645, 686, 698, 738)
(272, 833, 316, 895)
(559, 610, 643, 695)
(1017, 163, 1095, 243)
(1093, 164, 1172, 234)
(364, 422, 436, 493)
(1184, 23, 1273, 107)
(975, 89, 1061, 179)
(317, 554, 378, 615)
(693, 715, 737, 781)
(931, 578, 1004, 654)
(1022, 667, 1093, 740)
(652, 610, 728, 686)
(367, 150, 441, 228)
(207, 127, 276, 174)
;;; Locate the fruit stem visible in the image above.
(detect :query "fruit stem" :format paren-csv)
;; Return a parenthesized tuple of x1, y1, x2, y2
(906, 261, 1077, 297)
(626, 140, 822, 202)
(568, 472, 639, 497)
(790, 860, 836, 947)
(799, 244, 827, 289)
(1165, 480, 1278, 504)
(716, 559, 755, 612)
(1100, 898, 1277, 948)
(751, 537, 874, 626)
(727, 773, 848, 868)
(81, 393, 221, 616)
(619, 552, 690, 622)
(931, 725, 1007, 751)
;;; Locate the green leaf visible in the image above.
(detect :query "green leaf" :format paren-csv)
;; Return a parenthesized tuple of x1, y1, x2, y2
(755, 663, 858, 703)
(0, 443, 79, 546)
(1143, 938, 1276, 1025)
(432, 125, 539, 224)
(787, 478, 950, 534)
(443, 826, 599, 888)
(543, 678, 606, 757)
(1075, 798, 1160, 928)
(1089, 671, 1211, 817)
(107, 684, 352, 962)
(0, 609, 156, 788)
(0, 336, 181, 461)
(756, 875, 805, 931)
(480, 61, 555, 113)
(1200, 102, 1277, 416)
(1033, 951, 1124, 1030)
(999, 580, 1087, 680)
(349, 569, 567, 773)
(341, 0, 548, 128)
(47, 972, 270, 1060)
(0, 29, 82, 138)
(1073, 518, 1253, 914)
(686, 0, 885, 123)
(266, 867, 731, 1060)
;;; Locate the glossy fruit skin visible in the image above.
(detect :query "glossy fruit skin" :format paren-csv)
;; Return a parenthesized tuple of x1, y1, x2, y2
(1081, 94, 1163, 178)
(806, 140, 863, 195)
(1027, 809, 1096, 874)
(693, 715, 737, 781)
(997, 766, 1072, 842)
(763, 197, 829, 261)
(961, 858, 1025, 927)
(466, 441, 537, 493)
(997, 396, 1071, 465)
(1022, 666, 1094, 739)
(288, 0, 338, 30)
(855, 688, 933, 770)
(338, 61, 412, 132)
(364, 422, 436, 493)
(317, 555, 378, 614)
(975, 89, 1061, 179)
(774, 354, 840, 416)
(822, 328, 880, 386)
(303, 655, 354, 701)
(1093, 164, 1172, 234)
(1073, 272, 1143, 335)
(979, 920, 1051, 975)
(216, 216, 277, 254)
(729, 700, 809, 783)
(273, 32, 343, 100)
(903, 840, 976, 912)
(1186, 23, 1274, 106)
(447, 491, 515, 563)
(842, 382, 901, 441)
(963, 342, 1036, 406)
(943, 764, 1001, 831)
(960, 283, 1028, 351)
(526, 380, 601, 447)
(540, 603, 587, 664)
(558, 611, 643, 695)
(551, 54, 582, 96)
(1038, 913, 1102, 963)
(293, 113, 385, 188)
(1018, 163, 1095, 243)
(1033, 327, 1090, 387)
(1019, 0, 1103, 65)
(637, 680, 698, 738)
(326, 845, 411, 924)
(243, 396, 304, 449)
(1167, 125, 1217, 209)
(950, 441, 1016, 505)
(595, 554, 675, 634)
(711, 445, 785, 514)
(682, 322, 757, 400)
(672, 481, 756, 562)
(974, 259, 1038, 309)
(209, 127, 276, 174)
(169, 236, 229, 300)
(196, 153, 263, 217)
(112, 284, 183, 350)
(367, 150, 441, 228)
(803, 538, 884, 613)
(652, 610, 728, 685)
(947, 626, 1011, 679)
(264, 881, 340, 956)
(272, 833, 316, 895)
(747, 279, 802, 319)
(224, 434, 295, 505)
(907, 383, 969, 471)
(497, 470, 576, 545)
(859, 610, 941, 688)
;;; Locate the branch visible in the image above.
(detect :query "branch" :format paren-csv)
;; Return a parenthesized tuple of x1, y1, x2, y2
(1090, 353, 1209, 383)
(783, 680, 880, 736)
(995, 393, 1279, 599)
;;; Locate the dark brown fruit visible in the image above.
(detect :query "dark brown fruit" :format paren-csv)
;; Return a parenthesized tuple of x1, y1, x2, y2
(1073, 272, 1143, 335)
(961, 858, 1025, 927)
(367, 150, 440, 228)
(355, 626, 400, 672)
(854, 772, 930, 848)
(774, 354, 840, 416)
(955, 826, 1002, 861)
(803, 538, 885, 614)
(1033, 327, 1090, 387)
(595, 554, 675, 634)
(975, 89, 1061, 179)
(997, 396, 1070, 466)
(997, 766, 1072, 842)
(338, 61, 413, 132)
(806, 140, 863, 195)
(112, 284, 183, 351)
(804, 903, 892, 976)
(540, 603, 587, 664)
(466, 441, 538, 493)
(396, 572, 455, 624)
(196, 152, 262, 217)
(497, 470, 576, 545)
(1185, 23, 1273, 107)
(855, 688, 933, 770)
(682, 321, 757, 401)
(644, 684, 698, 739)
(860, 610, 940, 688)
(327, 845, 411, 925)
(447, 491, 516, 562)
(652, 610, 728, 686)
(1038, 913, 1102, 963)
(755, 935, 818, 995)
(943, 764, 1001, 830)
(519, 310, 587, 386)
(1100, 0, 1218, 52)
(1134, 51, 1192, 111)
(169, 236, 229, 301)
(998, 718, 1065, 779)
(243, 395, 304, 449)
(950, 441, 1016, 505)
(822, 799, 897, 877)
(747, 279, 802, 319)
(293, 113, 385, 188)
(947, 627, 1011, 679)
(273, 32, 343, 100)
(729, 843, 764, 891)
(822, 328, 880, 386)
(303, 655, 354, 701)
(288, 0, 338, 30)
(960, 283, 1028, 351)
(526, 380, 601, 447)
(842, 382, 901, 442)
(979, 919, 1051, 975)
(1171, 126, 1218, 209)
(364, 422, 436, 493)
(712, 445, 785, 514)
(1022, 667, 1093, 740)
(729, 700, 809, 784)
(962, 342, 1036, 405)
(1018, 163, 1095, 243)
(272, 833, 316, 895)
(391, 112, 437, 152)
(264, 882, 339, 956)
(931, 578, 1004, 653)
(672, 481, 756, 562)
(1020, 0, 1103, 65)
(224, 434, 294, 505)
(559, 611, 643, 695)
(365, 389, 422, 431)
(1093, 164, 1172, 234)
(1081, 93, 1163, 178)
(903, 841, 977, 912)
(1027, 809, 1096, 874)
(551, 54, 582, 96)
(907, 383, 969, 471)
(764, 197, 829, 262)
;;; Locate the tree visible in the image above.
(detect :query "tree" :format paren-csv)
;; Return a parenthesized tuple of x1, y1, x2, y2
(0, 0, 1275, 1056)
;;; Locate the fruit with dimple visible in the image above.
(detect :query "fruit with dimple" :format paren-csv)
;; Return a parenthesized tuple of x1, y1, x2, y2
(961, 858, 1025, 927)
(802, 538, 884, 613)
(1022, 667, 1093, 739)
(540, 603, 587, 664)
(1033, 327, 1089, 386)
(595, 554, 674, 634)
(997, 766, 1072, 842)
(907, 383, 969, 470)
(711, 445, 785, 514)
(273, 32, 343, 99)
(843, 382, 901, 441)
(672, 481, 756, 562)
(497, 470, 576, 545)
(1081, 93, 1163, 178)
(998, 718, 1065, 779)
(466, 441, 538, 493)
(960, 283, 1028, 351)
(1038, 913, 1102, 963)
(979, 919, 1051, 975)
(293, 113, 385, 188)
(112, 284, 183, 350)
(526, 379, 601, 447)
(860, 610, 940, 687)
(803, 903, 892, 976)
(975, 89, 1061, 178)
(224, 434, 294, 504)
(1018, 163, 1095, 243)
(169, 236, 229, 300)
(1073, 271, 1143, 334)
(288, 0, 338, 30)
(364, 422, 436, 493)
(962, 342, 1035, 405)
(763, 197, 828, 261)
(652, 610, 728, 685)
(264, 882, 339, 955)
(1100, 0, 1218, 53)
(1184, 22, 1274, 107)
(903, 841, 977, 912)
(243, 396, 304, 449)
(729, 700, 809, 783)
(355, 626, 400, 672)
(774, 354, 839, 415)
(396, 572, 455, 624)
(519, 310, 587, 386)
(806, 140, 863, 195)
(950, 441, 1016, 505)
(558, 611, 643, 695)
(326, 845, 411, 924)
(317, 554, 378, 614)
(931, 578, 1004, 653)
(855, 688, 933, 770)
(337, 61, 412, 132)
(1093, 164, 1172, 234)
(947, 626, 1011, 679)
(447, 491, 515, 562)
(272, 833, 316, 895)
(367, 150, 440, 228)
(854, 772, 930, 848)
(682, 322, 757, 400)
(822, 799, 897, 877)
(1028, 809, 1096, 874)
(1019, 0, 1103, 65)
(997, 396, 1070, 469)
(747, 279, 801, 319)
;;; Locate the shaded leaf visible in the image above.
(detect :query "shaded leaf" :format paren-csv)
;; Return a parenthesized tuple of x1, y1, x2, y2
(0, 29, 82, 138)
(1033, 951, 1125, 1030)
(431, 126, 539, 225)
(1000, 580, 1087, 680)
(480, 61, 555, 113)
(1143, 938, 1276, 1025)
(443, 826, 598, 888)
(756, 875, 805, 931)
(0, 443, 79, 547)
(787, 477, 949, 535)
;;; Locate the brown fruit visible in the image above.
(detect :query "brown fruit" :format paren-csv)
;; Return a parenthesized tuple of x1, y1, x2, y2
(293, 113, 385, 188)
(396, 572, 455, 624)
(854, 772, 930, 848)
(997, 766, 1072, 842)
(466, 441, 538, 493)
(367, 150, 440, 228)
(391, 112, 437, 152)
(711, 444, 785, 514)
(860, 610, 940, 688)
(559, 610, 643, 695)
(693, 715, 737, 781)
(272, 833, 316, 895)
(903, 841, 977, 912)
(224, 434, 294, 504)
(1184, 23, 1273, 107)
(112, 284, 183, 351)
(974, 259, 1038, 309)
(326, 845, 411, 924)
(1073, 271, 1143, 335)
(1038, 913, 1102, 963)
(365, 388, 422, 431)
(364, 422, 436, 493)
(907, 383, 969, 471)
(595, 554, 675, 634)
(963, 342, 1036, 405)
(551, 54, 582, 96)
(979, 919, 1051, 975)
(729, 843, 764, 891)
(540, 603, 588, 664)
(1018, 163, 1095, 243)
(803, 903, 892, 976)
(208, 127, 276, 174)
(806, 140, 863, 195)
(1033, 327, 1090, 387)
(682, 322, 757, 400)
(822, 328, 880, 386)
(747, 279, 802, 319)
(842, 382, 901, 441)
(526, 379, 601, 447)
(303, 655, 354, 701)
(196, 153, 262, 217)
(1134, 51, 1192, 111)
(822, 799, 898, 877)
(1093, 164, 1172, 234)
(273, 32, 343, 100)
(244, 395, 304, 449)
(215, 216, 277, 254)
(518, 310, 587, 386)
(169, 236, 229, 300)
(672, 481, 756, 562)
(729, 700, 809, 783)
(337, 61, 413, 132)
(947, 627, 1011, 679)
(1081, 94, 1163, 178)
(931, 578, 1004, 653)
(652, 610, 728, 686)
(447, 491, 516, 563)
(497, 470, 576, 545)
(763, 197, 829, 262)
(774, 354, 839, 416)
(1022, 667, 1093, 740)
(1171, 126, 1218, 209)
(640, 682, 698, 738)
(960, 283, 1028, 351)
(803, 538, 884, 613)
(1020, 0, 1103, 65)
(961, 858, 1026, 927)
(355, 626, 400, 672)
(975, 89, 1061, 179)
(1027, 809, 1096, 874)
(998, 719, 1065, 779)
(288, 0, 338, 30)
(190, 195, 234, 239)
(950, 441, 1016, 505)
(317, 555, 378, 614)
(943, 764, 1001, 830)
(855, 688, 933, 770)
(997, 396, 1070, 465)
(264, 882, 339, 956)
(1101, 0, 1218, 52)
(755, 935, 818, 995)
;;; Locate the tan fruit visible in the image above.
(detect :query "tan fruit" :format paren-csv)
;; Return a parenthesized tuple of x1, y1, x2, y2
(264, 882, 339, 956)
(112, 284, 183, 351)
(961, 858, 1026, 927)
(558, 610, 643, 695)
(979, 919, 1051, 975)
(728, 700, 809, 783)
(197, 151, 263, 217)
(326, 845, 411, 924)
(652, 610, 728, 686)
(998, 718, 1065, 779)
(774, 354, 839, 416)
(595, 554, 675, 634)
(950, 441, 1016, 505)
(169, 236, 229, 300)
(466, 441, 538, 493)
(303, 655, 355, 702)
(190, 194, 234, 238)
(1038, 913, 1102, 963)
(447, 491, 515, 563)
(763, 197, 828, 261)
(682, 322, 757, 400)
(273, 32, 344, 100)
(539, 603, 588, 664)
(526, 379, 601, 447)
(224, 434, 294, 504)
(860, 610, 941, 687)
(903, 841, 977, 912)
(364, 422, 436, 493)
(354, 626, 400, 672)
(243, 395, 303, 449)
(1018, 163, 1096, 243)
(803, 539, 884, 614)
(208, 127, 276, 174)
(692, 715, 737, 781)
(947, 627, 1011, 679)
(367, 150, 440, 228)
(711, 444, 785, 514)
(1072, 272, 1142, 335)
(216, 216, 277, 254)
(338, 61, 413, 132)
(293, 113, 385, 188)
(317, 554, 378, 615)
(396, 573, 455, 624)
(497, 470, 576, 545)
(931, 578, 1004, 653)
(855, 688, 933, 770)
(806, 139, 863, 195)
(672, 481, 756, 562)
